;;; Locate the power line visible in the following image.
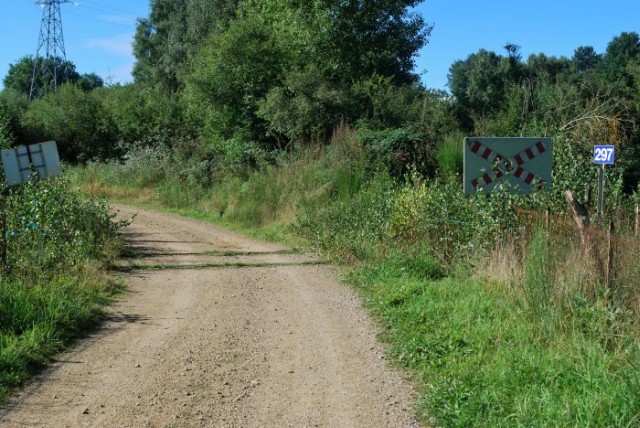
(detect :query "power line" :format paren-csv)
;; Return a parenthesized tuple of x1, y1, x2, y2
(79, 0, 143, 16)
(65, 9, 135, 27)
(29, 0, 74, 100)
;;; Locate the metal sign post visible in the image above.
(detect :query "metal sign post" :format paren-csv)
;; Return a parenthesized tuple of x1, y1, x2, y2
(593, 145, 615, 221)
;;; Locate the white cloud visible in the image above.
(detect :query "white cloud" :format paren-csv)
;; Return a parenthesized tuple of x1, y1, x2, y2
(86, 34, 133, 56)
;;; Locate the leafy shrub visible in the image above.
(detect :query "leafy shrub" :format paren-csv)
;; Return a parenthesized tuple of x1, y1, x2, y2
(0, 177, 121, 402)
(2, 178, 121, 281)
(389, 174, 519, 265)
(184, 14, 285, 145)
(0, 96, 21, 150)
(20, 85, 116, 161)
(297, 173, 396, 262)
(358, 126, 437, 179)
(96, 84, 187, 151)
(352, 74, 426, 129)
(258, 65, 351, 144)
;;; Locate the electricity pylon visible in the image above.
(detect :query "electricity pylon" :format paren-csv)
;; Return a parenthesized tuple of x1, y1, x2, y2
(29, 0, 73, 100)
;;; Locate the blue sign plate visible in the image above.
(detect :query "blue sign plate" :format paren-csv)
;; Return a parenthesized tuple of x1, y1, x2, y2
(593, 145, 615, 165)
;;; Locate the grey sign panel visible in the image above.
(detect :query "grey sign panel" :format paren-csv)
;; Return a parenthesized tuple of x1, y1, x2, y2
(2, 141, 61, 185)
(463, 137, 552, 194)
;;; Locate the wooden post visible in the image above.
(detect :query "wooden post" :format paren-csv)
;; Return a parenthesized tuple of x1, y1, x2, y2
(605, 220, 614, 293)
(544, 208, 550, 232)
(635, 203, 639, 239)
(584, 185, 591, 212)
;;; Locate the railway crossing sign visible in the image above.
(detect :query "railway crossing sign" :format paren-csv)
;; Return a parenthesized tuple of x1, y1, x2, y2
(463, 137, 553, 194)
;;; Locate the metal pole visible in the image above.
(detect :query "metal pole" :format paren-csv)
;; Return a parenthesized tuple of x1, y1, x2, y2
(597, 164, 604, 222)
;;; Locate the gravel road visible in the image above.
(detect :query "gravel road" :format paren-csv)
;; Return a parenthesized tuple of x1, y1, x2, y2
(0, 205, 421, 427)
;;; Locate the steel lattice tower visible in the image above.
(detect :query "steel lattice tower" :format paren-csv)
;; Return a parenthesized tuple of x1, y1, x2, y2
(29, 0, 72, 100)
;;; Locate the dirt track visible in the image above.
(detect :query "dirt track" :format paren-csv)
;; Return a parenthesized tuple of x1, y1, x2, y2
(0, 205, 421, 427)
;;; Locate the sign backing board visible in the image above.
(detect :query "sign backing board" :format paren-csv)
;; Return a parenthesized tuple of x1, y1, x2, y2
(1, 141, 61, 185)
(463, 137, 552, 194)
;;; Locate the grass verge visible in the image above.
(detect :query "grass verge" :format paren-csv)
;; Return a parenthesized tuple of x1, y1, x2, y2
(0, 273, 122, 403)
(350, 259, 640, 427)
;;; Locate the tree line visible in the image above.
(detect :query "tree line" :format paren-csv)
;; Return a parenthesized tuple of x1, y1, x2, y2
(1, 0, 639, 190)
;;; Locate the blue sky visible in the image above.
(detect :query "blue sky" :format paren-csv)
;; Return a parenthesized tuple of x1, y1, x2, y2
(0, 0, 147, 88)
(1, 1, 639, 91)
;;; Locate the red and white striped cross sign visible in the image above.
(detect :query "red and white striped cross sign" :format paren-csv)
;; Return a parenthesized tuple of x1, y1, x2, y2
(463, 138, 552, 194)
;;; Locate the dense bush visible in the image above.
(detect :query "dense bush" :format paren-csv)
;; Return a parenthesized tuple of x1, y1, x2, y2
(0, 91, 27, 150)
(2, 178, 121, 280)
(20, 85, 116, 161)
(97, 84, 187, 151)
(0, 177, 122, 402)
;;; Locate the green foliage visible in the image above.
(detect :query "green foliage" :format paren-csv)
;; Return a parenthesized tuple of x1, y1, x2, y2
(358, 127, 435, 179)
(21, 85, 116, 161)
(0, 97, 18, 150)
(76, 73, 105, 92)
(2, 178, 121, 281)
(133, 0, 241, 92)
(133, 0, 189, 92)
(258, 65, 350, 143)
(297, 173, 396, 262)
(573, 46, 602, 73)
(3, 56, 80, 98)
(449, 49, 508, 125)
(306, 0, 431, 86)
(180, 0, 432, 147)
(352, 75, 426, 129)
(351, 269, 640, 427)
(0, 178, 122, 403)
(96, 83, 186, 150)
(185, 14, 285, 144)
(0, 90, 28, 145)
(601, 31, 640, 90)
(187, 0, 239, 36)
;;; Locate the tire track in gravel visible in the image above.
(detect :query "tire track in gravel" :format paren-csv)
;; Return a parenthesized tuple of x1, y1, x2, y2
(0, 205, 421, 428)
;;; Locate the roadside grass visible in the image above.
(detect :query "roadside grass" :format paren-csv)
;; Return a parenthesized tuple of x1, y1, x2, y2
(350, 253, 640, 427)
(0, 178, 123, 405)
(0, 272, 122, 403)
